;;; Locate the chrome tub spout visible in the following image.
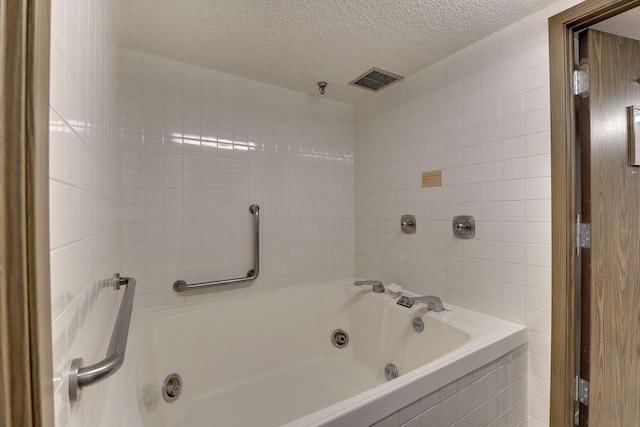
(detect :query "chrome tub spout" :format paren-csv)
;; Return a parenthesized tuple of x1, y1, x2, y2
(354, 280, 385, 293)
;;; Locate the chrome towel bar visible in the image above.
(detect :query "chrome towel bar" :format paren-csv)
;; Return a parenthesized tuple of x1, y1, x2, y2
(173, 204, 260, 292)
(68, 274, 136, 403)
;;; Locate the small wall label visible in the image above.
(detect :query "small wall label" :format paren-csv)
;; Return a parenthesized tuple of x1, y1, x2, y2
(421, 170, 442, 188)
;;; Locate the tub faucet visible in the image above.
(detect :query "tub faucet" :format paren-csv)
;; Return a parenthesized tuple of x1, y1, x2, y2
(354, 280, 385, 293)
(397, 295, 444, 312)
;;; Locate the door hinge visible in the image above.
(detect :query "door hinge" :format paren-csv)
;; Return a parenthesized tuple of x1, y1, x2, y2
(575, 376, 589, 406)
(574, 59, 589, 97)
(576, 215, 591, 255)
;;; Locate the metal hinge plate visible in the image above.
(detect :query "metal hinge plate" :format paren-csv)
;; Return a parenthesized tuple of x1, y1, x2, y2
(574, 59, 589, 97)
(576, 215, 591, 255)
(578, 223, 591, 248)
(575, 376, 589, 406)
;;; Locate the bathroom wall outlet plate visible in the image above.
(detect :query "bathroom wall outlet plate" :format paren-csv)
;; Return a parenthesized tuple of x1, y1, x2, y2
(452, 215, 475, 239)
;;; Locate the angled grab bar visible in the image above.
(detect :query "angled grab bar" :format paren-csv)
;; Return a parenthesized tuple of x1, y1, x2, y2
(68, 274, 136, 403)
(173, 204, 260, 292)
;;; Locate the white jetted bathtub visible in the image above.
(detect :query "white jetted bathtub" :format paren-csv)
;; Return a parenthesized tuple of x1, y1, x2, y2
(104, 279, 528, 427)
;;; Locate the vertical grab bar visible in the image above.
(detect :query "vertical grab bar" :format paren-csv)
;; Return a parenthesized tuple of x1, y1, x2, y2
(68, 274, 136, 403)
(173, 204, 260, 291)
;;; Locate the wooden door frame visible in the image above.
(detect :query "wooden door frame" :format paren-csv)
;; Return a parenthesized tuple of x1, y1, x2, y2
(0, 0, 54, 426)
(549, 0, 640, 425)
(4, 0, 640, 425)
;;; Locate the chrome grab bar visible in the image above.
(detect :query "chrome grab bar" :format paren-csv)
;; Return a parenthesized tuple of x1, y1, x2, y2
(68, 274, 136, 403)
(173, 204, 260, 292)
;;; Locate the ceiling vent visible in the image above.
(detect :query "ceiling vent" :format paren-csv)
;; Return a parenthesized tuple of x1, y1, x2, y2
(349, 67, 404, 92)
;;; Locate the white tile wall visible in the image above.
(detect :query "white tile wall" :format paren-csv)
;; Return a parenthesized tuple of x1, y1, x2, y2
(371, 345, 528, 427)
(49, 0, 121, 425)
(354, 1, 583, 425)
(46, 0, 591, 425)
(117, 50, 355, 308)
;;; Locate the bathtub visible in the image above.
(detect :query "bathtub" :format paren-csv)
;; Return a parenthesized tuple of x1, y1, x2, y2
(102, 279, 528, 427)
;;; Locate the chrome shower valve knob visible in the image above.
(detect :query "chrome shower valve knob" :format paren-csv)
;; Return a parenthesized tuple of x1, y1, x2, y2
(452, 215, 475, 239)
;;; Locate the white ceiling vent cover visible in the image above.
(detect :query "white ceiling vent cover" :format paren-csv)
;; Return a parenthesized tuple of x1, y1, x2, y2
(349, 67, 404, 92)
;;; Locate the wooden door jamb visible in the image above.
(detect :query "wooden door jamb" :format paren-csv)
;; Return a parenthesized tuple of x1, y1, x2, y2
(549, 0, 640, 425)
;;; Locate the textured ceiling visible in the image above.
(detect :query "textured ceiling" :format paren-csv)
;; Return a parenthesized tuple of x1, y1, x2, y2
(592, 7, 640, 41)
(115, 0, 552, 105)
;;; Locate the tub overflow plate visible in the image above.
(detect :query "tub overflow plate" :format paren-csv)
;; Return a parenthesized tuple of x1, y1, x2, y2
(412, 317, 424, 332)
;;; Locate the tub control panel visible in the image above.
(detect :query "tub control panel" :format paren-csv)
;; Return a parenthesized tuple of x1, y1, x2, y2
(397, 296, 415, 308)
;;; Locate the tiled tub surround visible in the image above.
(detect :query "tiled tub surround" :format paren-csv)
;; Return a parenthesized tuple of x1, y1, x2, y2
(371, 345, 528, 427)
(353, 1, 584, 424)
(118, 49, 355, 308)
(49, 0, 121, 425)
(95, 279, 526, 427)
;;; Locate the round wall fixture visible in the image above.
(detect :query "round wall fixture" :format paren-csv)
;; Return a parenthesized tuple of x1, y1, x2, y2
(452, 215, 475, 239)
